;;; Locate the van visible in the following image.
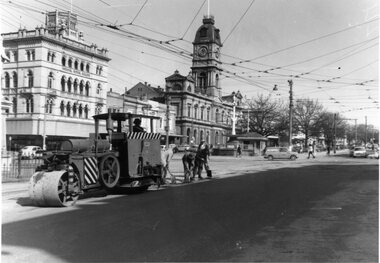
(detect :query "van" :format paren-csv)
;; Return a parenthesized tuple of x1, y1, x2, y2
(264, 147, 298, 161)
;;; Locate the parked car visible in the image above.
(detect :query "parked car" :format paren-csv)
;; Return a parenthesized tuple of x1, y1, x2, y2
(20, 146, 43, 159)
(264, 147, 298, 161)
(352, 147, 367, 158)
(177, 144, 190, 152)
(366, 149, 379, 159)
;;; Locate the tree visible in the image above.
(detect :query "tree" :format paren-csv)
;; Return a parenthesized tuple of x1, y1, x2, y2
(239, 94, 286, 136)
(316, 111, 348, 147)
(293, 98, 324, 148)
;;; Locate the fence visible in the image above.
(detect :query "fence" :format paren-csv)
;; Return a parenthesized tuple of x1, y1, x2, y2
(1, 152, 43, 182)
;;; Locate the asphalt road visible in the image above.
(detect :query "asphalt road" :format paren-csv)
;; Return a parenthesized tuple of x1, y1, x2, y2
(2, 153, 379, 262)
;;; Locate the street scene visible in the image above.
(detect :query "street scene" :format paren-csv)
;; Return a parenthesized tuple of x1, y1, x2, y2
(1, 0, 379, 262)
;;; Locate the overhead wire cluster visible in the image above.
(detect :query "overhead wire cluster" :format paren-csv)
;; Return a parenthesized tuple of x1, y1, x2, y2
(1, 0, 379, 116)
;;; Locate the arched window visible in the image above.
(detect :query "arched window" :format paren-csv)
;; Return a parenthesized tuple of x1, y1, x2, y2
(200, 106, 204, 120)
(97, 83, 102, 95)
(84, 105, 89, 118)
(60, 101, 65, 116)
(80, 62, 84, 71)
(73, 103, 77, 117)
(207, 107, 210, 121)
(193, 129, 197, 144)
(206, 131, 210, 144)
(200, 28, 208, 37)
(187, 85, 192, 92)
(48, 72, 54, 89)
(12, 72, 17, 88)
(47, 52, 51, 61)
(79, 81, 84, 95)
(79, 104, 83, 118)
(221, 111, 225, 123)
(216, 74, 219, 89)
(51, 53, 55, 63)
(198, 72, 207, 93)
(67, 78, 72, 93)
(86, 63, 90, 72)
(4, 72, 10, 88)
(62, 56, 66, 66)
(187, 104, 191, 117)
(215, 109, 219, 123)
(68, 58, 72, 68)
(61, 76, 66, 91)
(200, 130, 204, 141)
(27, 70, 33, 88)
(215, 131, 219, 145)
(194, 105, 198, 119)
(74, 79, 78, 93)
(74, 60, 78, 70)
(187, 128, 191, 144)
(85, 82, 90, 96)
(26, 97, 34, 113)
(26, 50, 31, 61)
(66, 102, 71, 117)
(47, 99, 53, 114)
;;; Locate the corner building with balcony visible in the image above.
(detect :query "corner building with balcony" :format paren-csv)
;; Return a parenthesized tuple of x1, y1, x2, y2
(1, 11, 110, 150)
(165, 15, 239, 146)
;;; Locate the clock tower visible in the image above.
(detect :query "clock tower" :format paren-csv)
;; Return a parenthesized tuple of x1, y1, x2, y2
(192, 15, 222, 98)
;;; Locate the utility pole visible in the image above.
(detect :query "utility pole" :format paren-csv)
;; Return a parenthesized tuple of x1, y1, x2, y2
(288, 80, 293, 149)
(165, 95, 170, 148)
(365, 116, 367, 145)
(333, 113, 336, 154)
(232, 93, 236, 135)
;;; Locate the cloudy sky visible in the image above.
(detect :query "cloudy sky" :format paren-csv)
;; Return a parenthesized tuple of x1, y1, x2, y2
(1, 0, 379, 126)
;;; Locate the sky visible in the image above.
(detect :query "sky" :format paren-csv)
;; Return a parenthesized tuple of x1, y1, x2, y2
(1, 0, 379, 127)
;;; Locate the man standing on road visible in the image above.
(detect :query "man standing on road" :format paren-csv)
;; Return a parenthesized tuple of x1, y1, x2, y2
(307, 143, 315, 159)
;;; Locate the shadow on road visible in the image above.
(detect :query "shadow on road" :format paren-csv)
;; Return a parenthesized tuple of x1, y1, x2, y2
(3, 163, 378, 262)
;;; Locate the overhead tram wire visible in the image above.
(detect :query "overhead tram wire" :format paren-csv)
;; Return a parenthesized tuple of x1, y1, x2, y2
(235, 17, 379, 64)
(129, 0, 148, 25)
(222, 0, 256, 45)
(181, 0, 207, 39)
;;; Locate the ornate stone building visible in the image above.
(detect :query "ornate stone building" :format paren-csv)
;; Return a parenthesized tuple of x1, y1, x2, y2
(1, 11, 110, 150)
(165, 15, 241, 146)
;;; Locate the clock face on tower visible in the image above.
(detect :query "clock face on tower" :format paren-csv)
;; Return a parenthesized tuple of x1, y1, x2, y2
(198, 46, 208, 57)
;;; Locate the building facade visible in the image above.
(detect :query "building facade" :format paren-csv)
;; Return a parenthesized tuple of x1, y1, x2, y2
(165, 15, 241, 146)
(1, 11, 110, 150)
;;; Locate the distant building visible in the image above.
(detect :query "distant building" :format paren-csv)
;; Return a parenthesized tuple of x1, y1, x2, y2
(126, 82, 164, 101)
(165, 15, 242, 146)
(1, 11, 110, 150)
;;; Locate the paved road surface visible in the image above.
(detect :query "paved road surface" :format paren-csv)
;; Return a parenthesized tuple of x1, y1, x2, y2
(2, 151, 378, 262)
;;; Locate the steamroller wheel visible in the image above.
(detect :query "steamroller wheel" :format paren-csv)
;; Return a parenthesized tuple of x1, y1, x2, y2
(99, 155, 120, 189)
(29, 170, 80, 207)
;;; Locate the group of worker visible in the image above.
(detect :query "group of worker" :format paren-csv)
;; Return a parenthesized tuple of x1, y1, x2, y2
(182, 140, 212, 183)
(133, 118, 212, 183)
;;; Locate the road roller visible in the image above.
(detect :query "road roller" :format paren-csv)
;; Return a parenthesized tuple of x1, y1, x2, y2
(29, 110, 163, 207)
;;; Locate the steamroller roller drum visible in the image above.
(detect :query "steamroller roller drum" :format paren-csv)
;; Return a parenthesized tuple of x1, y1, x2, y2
(99, 155, 121, 189)
(29, 170, 80, 207)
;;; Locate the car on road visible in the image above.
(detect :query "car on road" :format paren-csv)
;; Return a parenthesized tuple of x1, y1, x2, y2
(20, 146, 43, 159)
(352, 146, 368, 158)
(177, 144, 190, 152)
(264, 147, 298, 161)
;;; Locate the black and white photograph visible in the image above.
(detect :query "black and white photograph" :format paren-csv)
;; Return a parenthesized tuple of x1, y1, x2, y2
(1, 0, 378, 262)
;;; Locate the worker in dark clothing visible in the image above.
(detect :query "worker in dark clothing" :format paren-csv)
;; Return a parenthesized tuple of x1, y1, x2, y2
(133, 118, 145, 132)
(193, 141, 211, 180)
(182, 147, 195, 183)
